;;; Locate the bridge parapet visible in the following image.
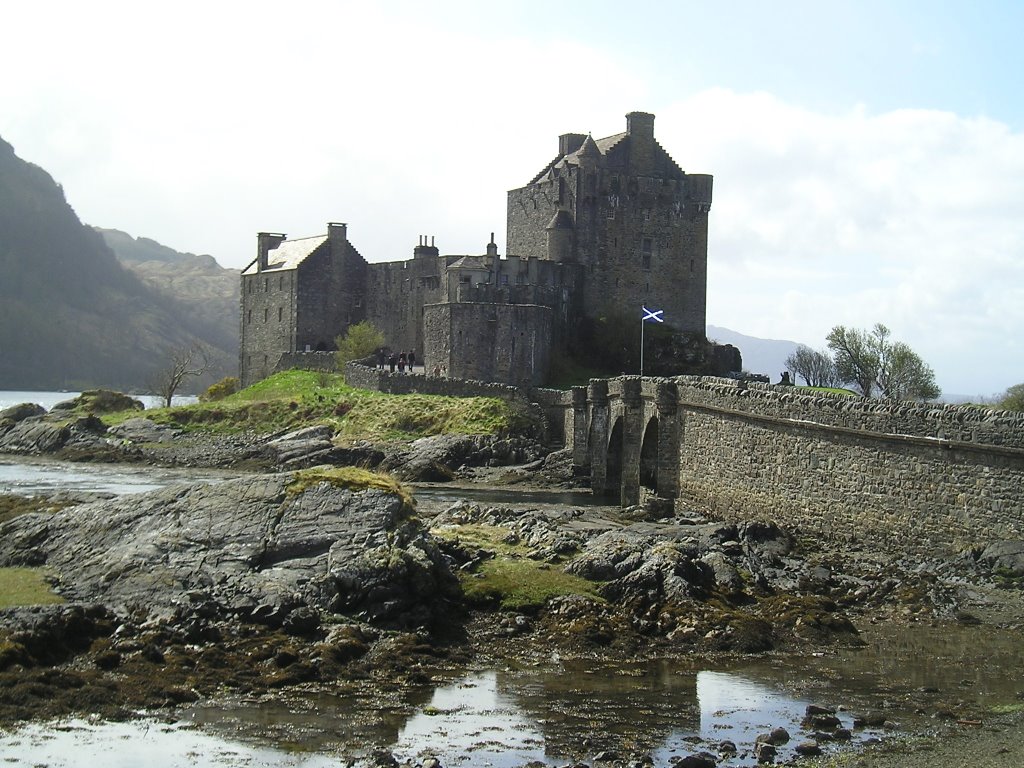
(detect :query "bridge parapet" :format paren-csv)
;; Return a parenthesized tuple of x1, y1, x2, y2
(567, 374, 1024, 559)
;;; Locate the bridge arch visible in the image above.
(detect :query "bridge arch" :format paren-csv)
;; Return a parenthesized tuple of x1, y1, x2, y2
(604, 416, 624, 499)
(639, 415, 659, 494)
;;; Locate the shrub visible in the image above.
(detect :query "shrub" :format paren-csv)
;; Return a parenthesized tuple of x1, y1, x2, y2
(200, 376, 240, 402)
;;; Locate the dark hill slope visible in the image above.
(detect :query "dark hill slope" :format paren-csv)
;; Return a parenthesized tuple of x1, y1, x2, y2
(0, 137, 233, 390)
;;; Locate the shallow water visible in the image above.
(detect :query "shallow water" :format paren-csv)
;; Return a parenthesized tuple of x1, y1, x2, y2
(1, 457, 1023, 766)
(0, 457, 239, 497)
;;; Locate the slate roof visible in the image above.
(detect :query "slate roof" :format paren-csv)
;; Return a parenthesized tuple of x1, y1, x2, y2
(447, 255, 492, 271)
(241, 235, 328, 276)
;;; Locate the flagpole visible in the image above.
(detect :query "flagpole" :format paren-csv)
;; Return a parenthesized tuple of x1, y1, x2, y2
(640, 313, 645, 377)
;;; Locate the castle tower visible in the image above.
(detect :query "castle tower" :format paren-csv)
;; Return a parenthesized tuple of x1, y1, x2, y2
(505, 110, 712, 336)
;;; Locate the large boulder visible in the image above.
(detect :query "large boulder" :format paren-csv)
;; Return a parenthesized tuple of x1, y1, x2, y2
(50, 390, 144, 415)
(979, 541, 1024, 578)
(0, 402, 46, 426)
(0, 469, 459, 630)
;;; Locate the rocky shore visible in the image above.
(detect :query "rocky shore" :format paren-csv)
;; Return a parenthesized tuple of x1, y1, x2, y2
(2, 393, 1023, 766)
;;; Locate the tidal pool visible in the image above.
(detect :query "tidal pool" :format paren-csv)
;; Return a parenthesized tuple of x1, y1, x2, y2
(0, 665, 869, 767)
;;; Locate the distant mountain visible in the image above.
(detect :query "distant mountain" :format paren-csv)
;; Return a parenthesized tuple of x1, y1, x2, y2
(707, 325, 800, 384)
(0, 136, 235, 391)
(96, 228, 239, 357)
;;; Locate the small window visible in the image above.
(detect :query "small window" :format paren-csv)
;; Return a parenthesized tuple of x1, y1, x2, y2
(279, 276, 284, 290)
(263, 308, 268, 322)
(642, 238, 652, 270)
(264, 278, 269, 292)
(643, 209, 651, 222)
(247, 309, 251, 324)
(278, 307, 283, 322)
(248, 281, 253, 294)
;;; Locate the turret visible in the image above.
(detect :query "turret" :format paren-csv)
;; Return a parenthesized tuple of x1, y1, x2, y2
(545, 209, 574, 262)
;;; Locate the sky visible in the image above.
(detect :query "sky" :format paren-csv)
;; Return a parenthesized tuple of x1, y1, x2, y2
(2, 0, 1022, 397)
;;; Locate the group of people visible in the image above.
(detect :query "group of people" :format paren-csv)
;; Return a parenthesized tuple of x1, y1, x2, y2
(377, 348, 417, 374)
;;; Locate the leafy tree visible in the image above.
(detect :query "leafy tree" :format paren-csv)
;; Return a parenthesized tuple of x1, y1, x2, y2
(335, 321, 385, 367)
(826, 323, 940, 401)
(876, 340, 941, 401)
(785, 344, 842, 387)
(998, 383, 1024, 412)
(826, 325, 881, 397)
(149, 343, 209, 408)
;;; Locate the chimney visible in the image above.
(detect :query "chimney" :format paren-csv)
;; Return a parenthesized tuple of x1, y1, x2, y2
(256, 232, 287, 271)
(559, 133, 586, 157)
(486, 232, 498, 258)
(414, 235, 439, 259)
(327, 222, 348, 248)
(626, 111, 656, 174)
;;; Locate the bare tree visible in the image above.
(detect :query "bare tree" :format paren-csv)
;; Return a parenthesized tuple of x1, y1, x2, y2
(785, 344, 842, 387)
(150, 343, 209, 407)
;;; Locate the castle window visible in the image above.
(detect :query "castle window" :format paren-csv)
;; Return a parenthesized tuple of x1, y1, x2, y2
(248, 281, 253, 294)
(247, 309, 251, 324)
(606, 207, 615, 219)
(690, 259, 694, 274)
(278, 307, 283, 322)
(279, 276, 284, 290)
(643, 209, 651, 222)
(264, 278, 269, 292)
(263, 308, 268, 322)
(642, 238, 652, 269)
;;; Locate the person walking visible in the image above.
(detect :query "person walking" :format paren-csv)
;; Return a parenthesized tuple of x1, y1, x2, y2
(398, 352, 407, 374)
(409, 350, 416, 372)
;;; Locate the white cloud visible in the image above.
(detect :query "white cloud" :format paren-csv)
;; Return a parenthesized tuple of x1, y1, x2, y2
(1, 6, 1020, 395)
(658, 90, 1024, 394)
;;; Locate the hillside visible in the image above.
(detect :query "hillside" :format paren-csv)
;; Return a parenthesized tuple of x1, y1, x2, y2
(96, 228, 239, 356)
(0, 136, 235, 391)
(706, 324, 800, 383)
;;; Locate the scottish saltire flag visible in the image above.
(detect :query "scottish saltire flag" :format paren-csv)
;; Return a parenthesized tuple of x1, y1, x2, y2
(642, 306, 664, 323)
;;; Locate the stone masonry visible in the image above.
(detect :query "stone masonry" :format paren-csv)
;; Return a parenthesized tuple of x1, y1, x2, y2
(240, 112, 711, 387)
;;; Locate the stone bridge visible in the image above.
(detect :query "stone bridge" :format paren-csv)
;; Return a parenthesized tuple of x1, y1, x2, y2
(555, 375, 1024, 558)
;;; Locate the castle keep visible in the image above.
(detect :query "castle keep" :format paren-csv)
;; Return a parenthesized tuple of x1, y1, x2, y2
(240, 112, 713, 387)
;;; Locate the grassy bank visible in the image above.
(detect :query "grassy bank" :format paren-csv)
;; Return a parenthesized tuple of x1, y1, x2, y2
(102, 370, 524, 440)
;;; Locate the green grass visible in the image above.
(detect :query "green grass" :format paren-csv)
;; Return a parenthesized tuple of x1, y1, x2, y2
(460, 558, 603, 612)
(0, 567, 64, 608)
(287, 466, 414, 509)
(102, 369, 518, 440)
(432, 522, 600, 612)
(795, 386, 859, 397)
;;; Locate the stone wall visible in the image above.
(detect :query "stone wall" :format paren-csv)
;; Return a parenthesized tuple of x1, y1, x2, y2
(240, 269, 299, 386)
(570, 375, 1024, 558)
(423, 302, 554, 387)
(274, 351, 338, 374)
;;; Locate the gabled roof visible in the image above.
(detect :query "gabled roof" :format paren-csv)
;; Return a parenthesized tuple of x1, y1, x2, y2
(447, 255, 492, 271)
(241, 235, 328, 276)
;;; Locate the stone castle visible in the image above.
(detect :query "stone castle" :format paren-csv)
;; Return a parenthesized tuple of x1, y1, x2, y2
(240, 111, 713, 387)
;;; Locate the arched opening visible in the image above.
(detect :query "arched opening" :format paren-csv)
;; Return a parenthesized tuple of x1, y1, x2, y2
(604, 417, 623, 498)
(640, 416, 659, 494)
